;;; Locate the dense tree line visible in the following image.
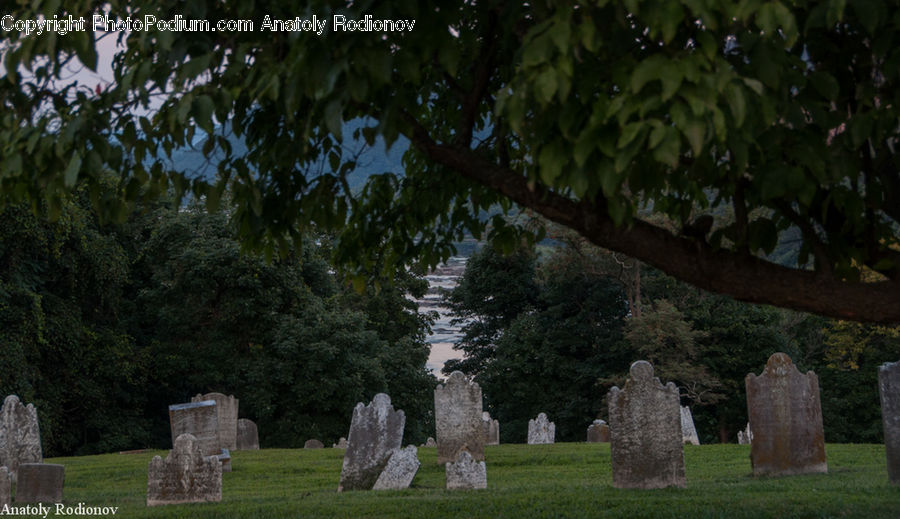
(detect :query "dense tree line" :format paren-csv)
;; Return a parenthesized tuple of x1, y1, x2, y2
(0, 191, 436, 456)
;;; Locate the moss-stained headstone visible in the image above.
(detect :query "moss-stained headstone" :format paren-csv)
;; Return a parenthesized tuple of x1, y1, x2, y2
(192, 393, 238, 452)
(445, 449, 487, 490)
(527, 413, 555, 444)
(15, 463, 64, 503)
(435, 371, 484, 464)
(169, 400, 219, 456)
(338, 393, 405, 491)
(0, 396, 42, 484)
(147, 433, 222, 506)
(0, 466, 9, 507)
(235, 418, 259, 450)
(587, 420, 610, 443)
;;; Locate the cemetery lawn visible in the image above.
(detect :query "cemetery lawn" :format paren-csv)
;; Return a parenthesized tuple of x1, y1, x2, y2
(50, 443, 898, 518)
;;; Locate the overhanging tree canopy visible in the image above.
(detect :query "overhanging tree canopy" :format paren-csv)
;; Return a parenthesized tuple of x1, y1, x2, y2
(3, 1, 900, 322)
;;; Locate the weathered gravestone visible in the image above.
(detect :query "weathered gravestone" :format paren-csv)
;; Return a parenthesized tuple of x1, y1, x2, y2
(333, 437, 348, 449)
(608, 360, 686, 489)
(482, 412, 499, 446)
(235, 418, 259, 450)
(15, 463, 65, 503)
(423, 437, 436, 448)
(0, 395, 42, 483)
(737, 423, 753, 445)
(445, 449, 487, 490)
(681, 406, 700, 445)
(878, 360, 900, 485)
(528, 413, 555, 444)
(304, 439, 324, 449)
(745, 352, 827, 477)
(434, 372, 484, 464)
(372, 446, 420, 490)
(587, 420, 610, 443)
(192, 393, 238, 452)
(147, 433, 221, 506)
(218, 449, 231, 473)
(169, 400, 219, 456)
(338, 393, 405, 491)
(0, 466, 9, 507)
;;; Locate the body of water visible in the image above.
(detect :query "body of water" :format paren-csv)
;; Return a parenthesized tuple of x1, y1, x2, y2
(412, 256, 468, 376)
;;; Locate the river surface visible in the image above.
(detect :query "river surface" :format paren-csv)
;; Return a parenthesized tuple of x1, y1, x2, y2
(413, 256, 469, 376)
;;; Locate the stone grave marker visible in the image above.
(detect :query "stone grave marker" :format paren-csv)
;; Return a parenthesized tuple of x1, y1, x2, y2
(0, 395, 42, 483)
(338, 393, 405, 491)
(745, 352, 827, 477)
(878, 360, 900, 485)
(434, 371, 484, 464)
(445, 450, 487, 490)
(169, 400, 219, 456)
(192, 393, 238, 452)
(681, 406, 700, 445)
(527, 413, 555, 444)
(482, 412, 499, 446)
(218, 449, 231, 473)
(0, 466, 9, 508)
(422, 437, 436, 448)
(333, 437, 348, 449)
(608, 360, 686, 489)
(737, 423, 753, 445)
(304, 439, 324, 449)
(15, 463, 65, 503)
(147, 433, 222, 506)
(587, 420, 610, 443)
(372, 446, 420, 490)
(235, 418, 259, 450)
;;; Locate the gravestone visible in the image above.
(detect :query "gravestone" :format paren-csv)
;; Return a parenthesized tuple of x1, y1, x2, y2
(0, 466, 9, 507)
(528, 413, 555, 444)
(681, 406, 700, 445)
(169, 400, 219, 456)
(338, 393, 406, 491)
(15, 463, 65, 503)
(482, 412, 500, 446)
(334, 437, 348, 449)
(218, 449, 231, 473)
(235, 418, 259, 450)
(434, 372, 484, 464)
(737, 423, 753, 445)
(192, 393, 238, 451)
(878, 360, 900, 485)
(587, 420, 610, 443)
(372, 446, 420, 490)
(147, 433, 222, 506)
(423, 437, 436, 448)
(745, 352, 827, 476)
(445, 450, 487, 490)
(304, 439, 324, 449)
(608, 360, 686, 489)
(0, 395, 42, 483)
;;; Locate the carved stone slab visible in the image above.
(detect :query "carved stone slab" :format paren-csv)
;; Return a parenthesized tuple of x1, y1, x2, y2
(608, 360, 686, 489)
(445, 450, 487, 490)
(424, 437, 436, 447)
(435, 371, 484, 464)
(0, 396, 42, 483)
(338, 393, 405, 491)
(147, 433, 222, 506)
(333, 437, 348, 449)
(482, 412, 499, 446)
(587, 420, 610, 443)
(169, 401, 219, 456)
(878, 360, 900, 485)
(745, 352, 827, 476)
(0, 466, 10, 507)
(681, 406, 700, 445)
(235, 418, 259, 450)
(373, 446, 420, 490)
(528, 413, 555, 444)
(192, 393, 238, 452)
(304, 439, 324, 449)
(15, 463, 64, 503)
(737, 423, 753, 445)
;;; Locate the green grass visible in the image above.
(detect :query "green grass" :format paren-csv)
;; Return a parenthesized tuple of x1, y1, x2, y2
(44, 443, 899, 518)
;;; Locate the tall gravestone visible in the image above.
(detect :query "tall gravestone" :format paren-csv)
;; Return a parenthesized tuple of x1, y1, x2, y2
(527, 413, 555, 444)
(235, 418, 259, 450)
(608, 360, 686, 489)
(482, 412, 499, 446)
(192, 393, 238, 452)
(338, 393, 405, 491)
(680, 406, 700, 445)
(15, 463, 65, 503)
(745, 352, 827, 476)
(0, 466, 9, 508)
(878, 360, 900, 485)
(445, 450, 487, 490)
(0, 395, 42, 483)
(587, 420, 610, 443)
(147, 433, 222, 506)
(434, 372, 484, 464)
(169, 400, 219, 456)
(737, 423, 753, 445)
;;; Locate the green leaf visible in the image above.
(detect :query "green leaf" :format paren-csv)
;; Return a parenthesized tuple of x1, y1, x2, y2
(617, 122, 645, 149)
(725, 84, 746, 127)
(324, 100, 343, 139)
(534, 68, 558, 104)
(64, 153, 82, 188)
(631, 56, 663, 93)
(681, 119, 706, 156)
(652, 127, 680, 168)
(826, 0, 847, 26)
(849, 113, 873, 148)
(742, 78, 764, 95)
(193, 95, 215, 133)
(809, 72, 839, 100)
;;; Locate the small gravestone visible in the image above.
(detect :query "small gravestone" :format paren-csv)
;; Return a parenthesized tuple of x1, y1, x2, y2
(147, 433, 222, 506)
(334, 437, 348, 449)
(235, 419, 259, 450)
(737, 423, 753, 445)
(745, 352, 827, 476)
(608, 360, 686, 489)
(192, 393, 238, 452)
(218, 449, 231, 472)
(304, 439, 324, 449)
(0, 466, 9, 507)
(15, 463, 65, 503)
(338, 393, 406, 491)
(169, 400, 219, 456)
(587, 420, 610, 443)
(435, 372, 484, 464)
(878, 360, 900, 485)
(681, 406, 700, 445)
(0, 395, 43, 483)
(445, 449, 487, 490)
(482, 412, 500, 446)
(372, 446, 420, 490)
(528, 413, 555, 444)
(424, 437, 436, 448)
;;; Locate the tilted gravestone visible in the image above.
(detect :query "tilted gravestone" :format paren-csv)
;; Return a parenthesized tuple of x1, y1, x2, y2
(304, 439, 324, 449)
(0, 395, 42, 483)
(587, 420, 610, 443)
(445, 449, 487, 490)
(482, 412, 499, 446)
(338, 393, 405, 491)
(434, 371, 484, 464)
(235, 418, 259, 450)
(192, 393, 238, 452)
(0, 466, 9, 507)
(737, 423, 753, 445)
(333, 437, 348, 449)
(15, 463, 65, 503)
(372, 446, 420, 490)
(528, 413, 555, 444)
(878, 360, 900, 485)
(745, 352, 827, 477)
(681, 406, 700, 445)
(608, 360, 686, 489)
(169, 400, 219, 456)
(147, 433, 222, 506)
